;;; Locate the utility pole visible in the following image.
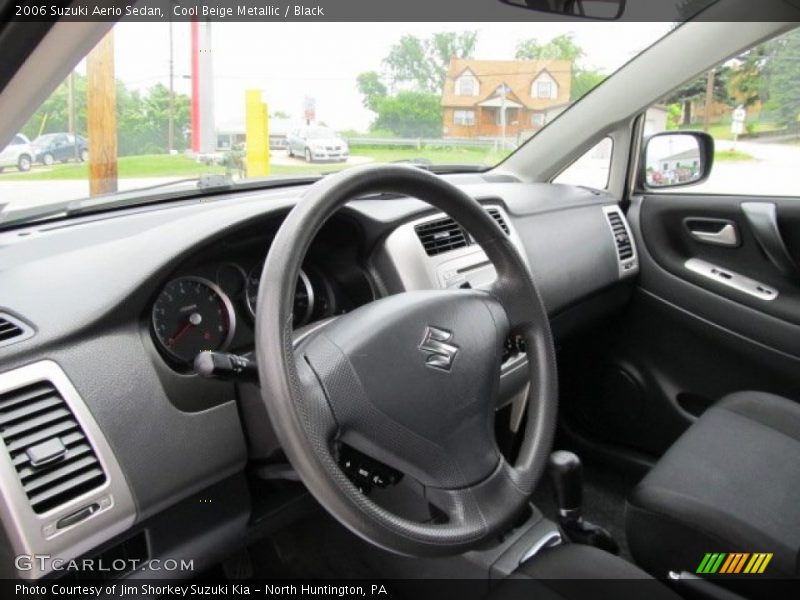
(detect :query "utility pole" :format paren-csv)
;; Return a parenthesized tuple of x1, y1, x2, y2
(168, 19, 175, 154)
(67, 71, 77, 160)
(703, 68, 715, 132)
(86, 30, 118, 196)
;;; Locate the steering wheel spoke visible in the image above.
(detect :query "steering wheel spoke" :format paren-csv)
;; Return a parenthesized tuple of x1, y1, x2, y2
(423, 458, 530, 531)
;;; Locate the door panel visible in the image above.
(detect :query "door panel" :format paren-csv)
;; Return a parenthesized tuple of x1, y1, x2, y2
(632, 194, 800, 357)
(558, 193, 800, 460)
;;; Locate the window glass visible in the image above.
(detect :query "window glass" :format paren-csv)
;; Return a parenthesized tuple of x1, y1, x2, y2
(646, 27, 800, 196)
(456, 76, 476, 96)
(454, 110, 475, 126)
(536, 81, 553, 99)
(0, 22, 673, 223)
(553, 137, 613, 189)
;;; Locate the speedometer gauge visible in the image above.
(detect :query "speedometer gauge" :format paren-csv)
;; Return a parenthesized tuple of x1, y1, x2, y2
(246, 264, 315, 327)
(151, 276, 236, 364)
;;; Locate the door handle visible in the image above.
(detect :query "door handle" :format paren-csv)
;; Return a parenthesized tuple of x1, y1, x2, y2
(684, 218, 739, 247)
(741, 202, 798, 279)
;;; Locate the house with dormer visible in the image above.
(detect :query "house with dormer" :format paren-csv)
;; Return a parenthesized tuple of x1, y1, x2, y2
(441, 58, 572, 139)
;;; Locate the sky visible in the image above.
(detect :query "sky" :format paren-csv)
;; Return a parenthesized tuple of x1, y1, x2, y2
(104, 21, 673, 132)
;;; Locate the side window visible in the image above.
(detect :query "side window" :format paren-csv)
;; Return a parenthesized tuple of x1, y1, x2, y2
(553, 137, 613, 190)
(12, 135, 25, 145)
(646, 27, 799, 196)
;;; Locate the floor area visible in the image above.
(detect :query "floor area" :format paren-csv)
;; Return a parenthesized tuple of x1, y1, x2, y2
(531, 458, 641, 561)
(236, 457, 642, 579)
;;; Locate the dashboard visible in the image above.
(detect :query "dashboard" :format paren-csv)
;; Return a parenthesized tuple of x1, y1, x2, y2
(0, 174, 638, 579)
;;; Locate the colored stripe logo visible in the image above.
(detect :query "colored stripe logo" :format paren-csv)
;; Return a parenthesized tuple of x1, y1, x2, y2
(696, 553, 773, 574)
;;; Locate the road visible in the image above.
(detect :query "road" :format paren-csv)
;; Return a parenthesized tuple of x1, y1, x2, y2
(691, 139, 799, 196)
(1, 141, 797, 215)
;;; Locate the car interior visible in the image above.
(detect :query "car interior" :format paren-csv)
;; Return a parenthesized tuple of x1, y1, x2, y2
(0, 1, 798, 598)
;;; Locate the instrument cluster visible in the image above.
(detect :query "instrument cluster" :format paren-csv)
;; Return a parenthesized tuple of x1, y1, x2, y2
(150, 259, 337, 368)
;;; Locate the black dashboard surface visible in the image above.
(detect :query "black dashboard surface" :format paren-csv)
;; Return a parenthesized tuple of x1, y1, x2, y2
(0, 175, 626, 522)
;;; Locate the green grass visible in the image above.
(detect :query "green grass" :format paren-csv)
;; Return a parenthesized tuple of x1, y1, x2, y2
(2, 146, 509, 182)
(1, 154, 227, 181)
(682, 121, 783, 141)
(714, 149, 755, 161)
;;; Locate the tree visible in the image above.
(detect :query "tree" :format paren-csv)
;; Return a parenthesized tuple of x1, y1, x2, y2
(384, 31, 477, 93)
(356, 71, 387, 112)
(372, 91, 442, 137)
(22, 77, 192, 155)
(571, 70, 606, 102)
(22, 74, 88, 140)
(514, 33, 584, 62)
(665, 67, 732, 126)
(514, 33, 604, 102)
(271, 111, 291, 119)
(355, 31, 474, 136)
(763, 28, 800, 129)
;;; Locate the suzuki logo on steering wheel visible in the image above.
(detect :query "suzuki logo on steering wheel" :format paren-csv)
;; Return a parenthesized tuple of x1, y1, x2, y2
(419, 326, 459, 372)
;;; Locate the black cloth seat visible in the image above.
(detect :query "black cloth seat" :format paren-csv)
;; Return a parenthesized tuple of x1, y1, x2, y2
(626, 391, 800, 578)
(490, 543, 682, 600)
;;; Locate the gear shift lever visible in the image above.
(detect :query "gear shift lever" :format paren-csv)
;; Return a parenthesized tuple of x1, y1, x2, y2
(549, 450, 583, 522)
(548, 450, 619, 554)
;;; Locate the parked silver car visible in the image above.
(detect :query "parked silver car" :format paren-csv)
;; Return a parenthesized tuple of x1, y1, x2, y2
(286, 126, 349, 163)
(0, 133, 33, 172)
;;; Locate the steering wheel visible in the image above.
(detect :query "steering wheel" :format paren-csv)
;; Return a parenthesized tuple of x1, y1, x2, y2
(255, 164, 557, 556)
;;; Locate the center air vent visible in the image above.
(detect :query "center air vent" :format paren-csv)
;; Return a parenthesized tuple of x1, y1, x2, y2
(605, 209, 634, 261)
(487, 208, 510, 234)
(415, 216, 469, 256)
(415, 207, 511, 257)
(0, 381, 106, 514)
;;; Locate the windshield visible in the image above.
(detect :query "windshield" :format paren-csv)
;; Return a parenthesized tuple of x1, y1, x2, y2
(32, 134, 58, 145)
(0, 22, 671, 222)
(305, 128, 338, 139)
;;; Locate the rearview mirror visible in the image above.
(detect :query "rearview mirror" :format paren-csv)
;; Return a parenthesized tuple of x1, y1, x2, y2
(641, 131, 714, 189)
(499, 0, 626, 20)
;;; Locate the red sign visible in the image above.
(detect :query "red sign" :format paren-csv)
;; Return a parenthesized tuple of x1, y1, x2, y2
(304, 96, 316, 122)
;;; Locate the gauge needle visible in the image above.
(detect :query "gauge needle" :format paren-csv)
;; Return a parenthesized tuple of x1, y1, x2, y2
(168, 312, 202, 348)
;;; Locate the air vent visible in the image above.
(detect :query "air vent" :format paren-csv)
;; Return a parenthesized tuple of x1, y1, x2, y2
(0, 318, 23, 342)
(0, 381, 106, 514)
(0, 313, 33, 348)
(415, 207, 512, 257)
(487, 208, 510, 235)
(415, 216, 469, 256)
(605, 209, 634, 261)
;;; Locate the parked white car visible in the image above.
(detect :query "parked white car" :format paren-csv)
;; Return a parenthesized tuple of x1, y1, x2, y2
(0, 133, 33, 172)
(286, 126, 349, 163)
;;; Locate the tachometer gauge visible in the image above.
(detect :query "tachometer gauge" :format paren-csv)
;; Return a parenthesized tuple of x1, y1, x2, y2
(151, 276, 236, 364)
(246, 264, 314, 327)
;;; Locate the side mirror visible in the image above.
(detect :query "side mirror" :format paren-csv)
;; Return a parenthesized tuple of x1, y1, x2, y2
(640, 131, 714, 190)
(499, 0, 626, 20)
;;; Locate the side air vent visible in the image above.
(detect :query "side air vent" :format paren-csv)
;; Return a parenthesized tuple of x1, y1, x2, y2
(487, 208, 510, 235)
(0, 313, 33, 348)
(0, 381, 107, 514)
(603, 206, 638, 278)
(415, 207, 512, 256)
(415, 216, 469, 256)
(605, 210, 634, 261)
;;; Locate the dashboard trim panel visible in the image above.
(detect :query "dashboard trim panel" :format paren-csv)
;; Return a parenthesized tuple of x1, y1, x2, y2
(0, 360, 136, 579)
